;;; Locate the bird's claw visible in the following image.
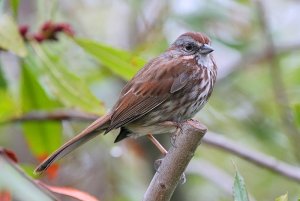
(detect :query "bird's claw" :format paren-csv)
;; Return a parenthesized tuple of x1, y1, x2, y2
(154, 158, 163, 172)
(170, 123, 183, 148)
(179, 172, 187, 185)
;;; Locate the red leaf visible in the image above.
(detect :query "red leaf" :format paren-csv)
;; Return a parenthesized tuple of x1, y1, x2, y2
(32, 33, 45, 43)
(37, 154, 59, 179)
(0, 191, 12, 201)
(36, 181, 100, 201)
(19, 25, 29, 39)
(41, 21, 54, 32)
(0, 148, 18, 163)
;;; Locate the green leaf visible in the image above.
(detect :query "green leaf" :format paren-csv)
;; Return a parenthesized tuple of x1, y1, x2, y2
(74, 37, 146, 80)
(0, 14, 27, 57)
(0, 90, 19, 122)
(20, 62, 62, 156)
(275, 193, 288, 201)
(236, 0, 251, 4)
(28, 42, 105, 115)
(233, 170, 250, 201)
(0, 154, 56, 201)
(294, 104, 300, 127)
(0, 62, 7, 89)
(0, 0, 4, 13)
(9, 0, 20, 18)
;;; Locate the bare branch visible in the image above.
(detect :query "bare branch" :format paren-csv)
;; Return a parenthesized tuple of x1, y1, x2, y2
(143, 120, 207, 201)
(220, 42, 300, 80)
(4, 110, 300, 183)
(187, 159, 233, 195)
(4, 110, 98, 123)
(186, 159, 257, 201)
(203, 132, 300, 183)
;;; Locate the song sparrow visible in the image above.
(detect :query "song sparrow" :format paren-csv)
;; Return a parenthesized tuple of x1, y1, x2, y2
(35, 32, 217, 173)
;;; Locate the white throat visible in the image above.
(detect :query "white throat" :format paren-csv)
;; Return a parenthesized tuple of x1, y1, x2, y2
(197, 54, 213, 70)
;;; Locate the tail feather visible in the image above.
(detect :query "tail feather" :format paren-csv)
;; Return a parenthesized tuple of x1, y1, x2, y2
(34, 114, 111, 174)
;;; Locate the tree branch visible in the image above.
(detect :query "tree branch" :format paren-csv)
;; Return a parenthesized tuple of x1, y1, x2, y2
(186, 159, 257, 201)
(186, 159, 233, 195)
(143, 120, 207, 201)
(203, 132, 300, 183)
(5, 111, 300, 183)
(4, 110, 98, 123)
(221, 42, 300, 80)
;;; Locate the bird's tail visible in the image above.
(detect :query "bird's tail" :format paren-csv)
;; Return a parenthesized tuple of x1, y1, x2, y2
(34, 114, 111, 174)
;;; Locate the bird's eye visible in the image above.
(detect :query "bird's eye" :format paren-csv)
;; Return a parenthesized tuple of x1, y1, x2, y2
(183, 43, 195, 52)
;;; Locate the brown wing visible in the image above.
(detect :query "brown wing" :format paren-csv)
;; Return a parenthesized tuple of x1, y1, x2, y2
(105, 56, 190, 132)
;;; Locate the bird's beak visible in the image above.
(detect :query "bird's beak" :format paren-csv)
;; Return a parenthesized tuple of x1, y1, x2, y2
(199, 44, 214, 54)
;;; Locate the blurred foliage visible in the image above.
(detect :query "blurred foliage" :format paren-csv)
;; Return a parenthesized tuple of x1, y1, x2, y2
(275, 193, 288, 201)
(20, 63, 62, 156)
(0, 14, 26, 57)
(8, 0, 20, 18)
(0, 62, 7, 88)
(27, 43, 105, 115)
(0, 91, 18, 122)
(0, 148, 100, 201)
(233, 169, 249, 201)
(75, 38, 146, 80)
(0, 149, 56, 201)
(0, 0, 299, 201)
(294, 104, 300, 127)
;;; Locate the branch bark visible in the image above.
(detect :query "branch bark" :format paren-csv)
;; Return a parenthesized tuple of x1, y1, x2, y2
(186, 159, 257, 201)
(203, 132, 300, 183)
(220, 42, 300, 80)
(143, 120, 207, 201)
(4, 110, 97, 123)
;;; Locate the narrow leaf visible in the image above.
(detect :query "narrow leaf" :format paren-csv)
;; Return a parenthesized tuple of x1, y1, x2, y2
(275, 193, 288, 201)
(0, 15, 27, 57)
(0, 148, 18, 163)
(29, 42, 105, 115)
(20, 62, 62, 156)
(9, 0, 20, 18)
(0, 62, 7, 88)
(233, 170, 250, 201)
(37, 181, 100, 201)
(0, 191, 12, 201)
(74, 38, 146, 80)
(0, 153, 56, 201)
(294, 104, 300, 127)
(0, 91, 19, 122)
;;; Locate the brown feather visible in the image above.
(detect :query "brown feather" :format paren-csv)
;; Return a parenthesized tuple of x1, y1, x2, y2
(106, 57, 190, 132)
(180, 32, 211, 44)
(35, 114, 111, 174)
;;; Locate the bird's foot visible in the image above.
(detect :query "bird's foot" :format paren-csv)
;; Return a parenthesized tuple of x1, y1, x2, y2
(179, 172, 187, 185)
(170, 122, 183, 148)
(154, 158, 163, 172)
